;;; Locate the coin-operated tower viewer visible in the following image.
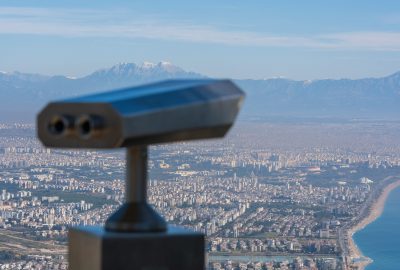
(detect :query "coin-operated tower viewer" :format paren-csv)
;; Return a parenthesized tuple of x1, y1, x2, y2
(37, 79, 245, 270)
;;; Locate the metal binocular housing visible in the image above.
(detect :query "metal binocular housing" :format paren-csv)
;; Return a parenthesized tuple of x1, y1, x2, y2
(38, 79, 244, 149)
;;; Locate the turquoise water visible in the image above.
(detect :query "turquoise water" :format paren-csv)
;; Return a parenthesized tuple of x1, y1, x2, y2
(354, 186, 400, 270)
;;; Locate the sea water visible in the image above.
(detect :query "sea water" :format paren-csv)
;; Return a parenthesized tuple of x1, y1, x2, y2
(354, 186, 400, 270)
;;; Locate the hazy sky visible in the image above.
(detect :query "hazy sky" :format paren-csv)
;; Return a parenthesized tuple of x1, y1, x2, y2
(1, 0, 400, 80)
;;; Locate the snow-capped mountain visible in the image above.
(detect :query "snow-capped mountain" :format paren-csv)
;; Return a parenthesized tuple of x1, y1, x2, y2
(0, 61, 399, 122)
(88, 61, 200, 80)
(83, 61, 203, 90)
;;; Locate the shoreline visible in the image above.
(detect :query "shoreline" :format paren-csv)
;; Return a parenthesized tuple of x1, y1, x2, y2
(347, 179, 400, 270)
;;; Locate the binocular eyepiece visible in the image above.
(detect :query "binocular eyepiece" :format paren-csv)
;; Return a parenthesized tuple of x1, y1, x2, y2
(47, 114, 103, 139)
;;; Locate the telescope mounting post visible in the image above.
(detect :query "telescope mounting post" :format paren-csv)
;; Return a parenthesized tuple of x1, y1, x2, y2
(105, 145, 167, 232)
(126, 146, 148, 203)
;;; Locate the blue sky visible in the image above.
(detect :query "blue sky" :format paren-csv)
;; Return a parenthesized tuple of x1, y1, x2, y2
(1, 0, 400, 79)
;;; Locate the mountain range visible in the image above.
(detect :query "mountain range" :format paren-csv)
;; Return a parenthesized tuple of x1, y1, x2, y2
(0, 61, 399, 122)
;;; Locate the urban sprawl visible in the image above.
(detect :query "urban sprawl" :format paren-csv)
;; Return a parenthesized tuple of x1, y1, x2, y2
(0, 122, 399, 270)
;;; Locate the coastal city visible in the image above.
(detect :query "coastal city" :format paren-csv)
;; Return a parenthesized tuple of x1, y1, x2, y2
(2, 0, 400, 269)
(0, 121, 399, 269)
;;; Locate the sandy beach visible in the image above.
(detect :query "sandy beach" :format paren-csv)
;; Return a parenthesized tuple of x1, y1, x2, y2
(347, 179, 400, 270)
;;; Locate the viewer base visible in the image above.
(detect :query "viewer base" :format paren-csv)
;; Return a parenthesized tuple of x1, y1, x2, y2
(69, 225, 205, 270)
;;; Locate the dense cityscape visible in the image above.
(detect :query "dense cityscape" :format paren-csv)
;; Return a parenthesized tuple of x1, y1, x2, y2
(0, 121, 399, 269)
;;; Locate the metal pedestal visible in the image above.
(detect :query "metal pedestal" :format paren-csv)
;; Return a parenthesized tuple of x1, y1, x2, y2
(69, 226, 205, 270)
